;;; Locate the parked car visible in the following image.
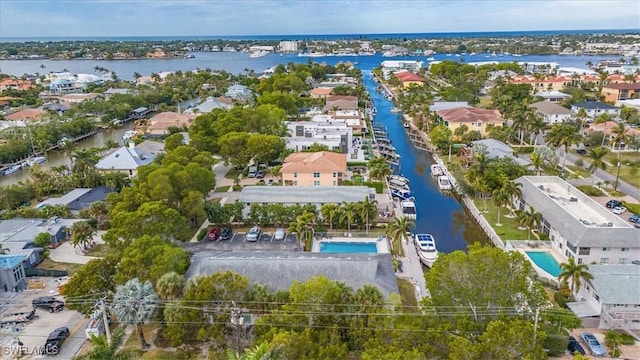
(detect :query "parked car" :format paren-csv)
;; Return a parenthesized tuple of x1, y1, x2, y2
(247, 166, 258, 178)
(567, 336, 585, 355)
(629, 214, 640, 223)
(268, 179, 274, 186)
(246, 226, 261, 242)
(32, 297, 65, 313)
(581, 332, 606, 357)
(219, 228, 233, 241)
(612, 206, 627, 215)
(44, 327, 70, 355)
(206, 228, 220, 241)
(576, 149, 587, 155)
(606, 200, 622, 209)
(256, 169, 266, 179)
(274, 228, 286, 241)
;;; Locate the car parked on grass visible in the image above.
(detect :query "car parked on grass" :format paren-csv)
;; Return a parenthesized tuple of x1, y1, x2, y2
(567, 336, 585, 355)
(581, 332, 606, 357)
(44, 326, 70, 355)
(628, 214, 639, 223)
(274, 228, 286, 241)
(612, 206, 627, 215)
(207, 228, 220, 241)
(606, 200, 622, 209)
(32, 297, 65, 313)
(219, 228, 233, 241)
(246, 226, 261, 242)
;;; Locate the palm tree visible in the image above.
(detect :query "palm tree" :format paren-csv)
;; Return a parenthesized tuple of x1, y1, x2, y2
(544, 123, 581, 173)
(526, 113, 546, 145)
(517, 207, 542, 240)
(587, 147, 609, 185)
(60, 139, 76, 168)
(386, 216, 414, 251)
(155, 272, 183, 300)
(604, 330, 623, 357)
(225, 343, 282, 360)
(72, 148, 99, 177)
(74, 326, 142, 360)
(558, 257, 593, 294)
(369, 163, 392, 182)
(529, 152, 545, 176)
(500, 179, 522, 218)
(112, 278, 158, 349)
(610, 122, 630, 158)
(594, 113, 612, 147)
(358, 197, 378, 234)
(320, 203, 340, 232)
(492, 187, 511, 226)
(340, 202, 358, 234)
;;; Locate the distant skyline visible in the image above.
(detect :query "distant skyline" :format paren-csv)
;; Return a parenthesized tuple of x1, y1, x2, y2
(1, 0, 639, 38)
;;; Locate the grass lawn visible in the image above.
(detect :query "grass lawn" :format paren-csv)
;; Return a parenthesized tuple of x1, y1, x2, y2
(565, 165, 588, 178)
(214, 185, 231, 193)
(473, 199, 532, 241)
(140, 349, 178, 360)
(389, 234, 405, 257)
(87, 243, 110, 257)
(570, 149, 639, 186)
(125, 324, 158, 349)
(37, 258, 83, 275)
(397, 278, 418, 308)
(224, 168, 242, 179)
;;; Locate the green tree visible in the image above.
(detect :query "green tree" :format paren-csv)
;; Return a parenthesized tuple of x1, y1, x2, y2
(164, 133, 185, 151)
(114, 235, 189, 285)
(156, 271, 184, 300)
(70, 220, 97, 250)
(34, 232, 52, 248)
(492, 186, 511, 226)
(225, 343, 282, 360)
(386, 215, 414, 249)
(358, 197, 378, 234)
(320, 203, 340, 231)
(604, 330, 623, 358)
(544, 123, 581, 173)
(517, 207, 543, 240)
(587, 147, 608, 185)
(73, 326, 142, 360)
(112, 278, 158, 349)
(476, 319, 547, 359)
(63, 257, 118, 314)
(218, 131, 252, 168)
(339, 202, 358, 233)
(558, 257, 593, 294)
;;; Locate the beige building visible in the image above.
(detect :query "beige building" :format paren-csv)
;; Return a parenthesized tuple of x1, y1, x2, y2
(281, 151, 347, 187)
(436, 107, 504, 136)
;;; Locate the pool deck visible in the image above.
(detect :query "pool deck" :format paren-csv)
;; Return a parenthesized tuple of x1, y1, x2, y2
(312, 236, 390, 253)
(507, 240, 563, 284)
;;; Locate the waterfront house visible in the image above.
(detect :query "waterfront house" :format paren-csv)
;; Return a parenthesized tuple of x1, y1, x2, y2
(429, 101, 469, 113)
(285, 120, 353, 154)
(324, 95, 359, 112)
(460, 139, 530, 167)
(310, 87, 333, 99)
(36, 187, 114, 215)
(530, 101, 574, 124)
(436, 107, 504, 136)
(239, 185, 373, 208)
(568, 265, 640, 331)
(60, 93, 100, 103)
(225, 84, 252, 99)
(280, 151, 347, 187)
(513, 176, 639, 266)
(332, 110, 366, 135)
(509, 75, 570, 92)
(0, 255, 27, 292)
(0, 78, 35, 91)
(185, 96, 233, 114)
(571, 101, 621, 121)
(487, 70, 517, 81)
(534, 90, 572, 104)
(95, 142, 158, 176)
(146, 112, 197, 137)
(104, 88, 133, 99)
(394, 71, 424, 88)
(4, 108, 47, 122)
(380, 60, 423, 72)
(601, 83, 640, 102)
(583, 121, 640, 149)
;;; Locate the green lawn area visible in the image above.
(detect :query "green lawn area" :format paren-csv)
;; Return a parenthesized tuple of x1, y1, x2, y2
(473, 199, 532, 241)
(36, 258, 83, 275)
(140, 349, 178, 360)
(388, 233, 405, 257)
(214, 185, 231, 193)
(397, 278, 418, 308)
(87, 243, 110, 257)
(125, 324, 158, 349)
(570, 149, 639, 186)
(224, 168, 242, 179)
(565, 165, 588, 178)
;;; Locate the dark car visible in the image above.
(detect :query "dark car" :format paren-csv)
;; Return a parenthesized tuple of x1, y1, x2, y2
(256, 170, 266, 179)
(629, 214, 640, 223)
(219, 228, 233, 241)
(44, 326, 70, 355)
(576, 149, 587, 155)
(33, 297, 65, 313)
(206, 228, 220, 241)
(606, 199, 622, 209)
(567, 336, 585, 355)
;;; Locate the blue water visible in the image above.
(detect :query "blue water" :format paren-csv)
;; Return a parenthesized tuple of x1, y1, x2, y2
(319, 242, 378, 253)
(525, 251, 562, 277)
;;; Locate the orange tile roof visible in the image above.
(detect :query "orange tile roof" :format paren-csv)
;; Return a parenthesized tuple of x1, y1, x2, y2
(603, 82, 640, 90)
(281, 151, 347, 173)
(326, 95, 358, 103)
(5, 108, 46, 121)
(586, 121, 640, 136)
(437, 107, 503, 123)
(395, 72, 423, 82)
(148, 112, 197, 130)
(310, 87, 333, 96)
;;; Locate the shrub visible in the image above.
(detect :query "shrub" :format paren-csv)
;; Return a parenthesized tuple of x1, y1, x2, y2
(543, 330, 569, 357)
(577, 185, 605, 196)
(197, 228, 208, 241)
(554, 291, 569, 308)
(623, 202, 640, 215)
(517, 146, 535, 153)
(574, 159, 584, 167)
(619, 332, 636, 345)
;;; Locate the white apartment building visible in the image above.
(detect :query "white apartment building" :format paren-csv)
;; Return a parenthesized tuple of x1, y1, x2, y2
(278, 41, 298, 52)
(530, 101, 574, 124)
(514, 176, 639, 266)
(285, 121, 352, 154)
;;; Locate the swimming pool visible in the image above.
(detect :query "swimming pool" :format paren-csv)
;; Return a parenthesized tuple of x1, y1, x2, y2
(525, 251, 562, 277)
(319, 242, 378, 253)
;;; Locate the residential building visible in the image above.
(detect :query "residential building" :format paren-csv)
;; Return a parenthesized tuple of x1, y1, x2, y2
(509, 75, 570, 92)
(602, 83, 640, 102)
(4, 108, 47, 122)
(104, 88, 133, 99)
(225, 84, 252, 99)
(571, 101, 621, 120)
(380, 60, 423, 72)
(534, 90, 572, 104)
(514, 176, 639, 266)
(146, 112, 197, 137)
(310, 87, 333, 99)
(185, 251, 398, 297)
(568, 265, 640, 330)
(278, 41, 298, 52)
(185, 96, 233, 114)
(281, 151, 347, 187)
(394, 71, 424, 88)
(616, 99, 640, 110)
(0, 255, 27, 292)
(285, 121, 352, 154)
(583, 122, 640, 149)
(239, 186, 373, 208)
(95, 142, 159, 176)
(324, 95, 359, 112)
(332, 110, 365, 134)
(530, 101, 574, 124)
(0, 78, 34, 91)
(487, 70, 517, 81)
(36, 187, 115, 215)
(60, 93, 100, 103)
(460, 139, 531, 167)
(436, 107, 504, 136)
(429, 101, 469, 113)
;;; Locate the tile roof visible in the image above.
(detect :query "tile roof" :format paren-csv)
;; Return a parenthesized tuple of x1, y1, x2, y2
(395, 71, 423, 82)
(324, 99, 359, 111)
(603, 82, 640, 90)
(5, 109, 46, 121)
(310, 87, 333, 96)
(572, 101, 620, 110)
(282, 151, 347, 173)
(436, 107, 503, 123)
(148, 112, 197, 131)
(530, 101, 574, 115)
(185, 251, 399, 297)
(95, 145, 156, 170)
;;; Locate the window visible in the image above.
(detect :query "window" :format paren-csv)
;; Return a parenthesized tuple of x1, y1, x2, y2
(622, 247, 629, 252)
(333, 181, 336, 186)
(313, 172, 320, 178)
(293, 172, 297, 178)
(313, 181, 320, 186)
(599, 258, 609, 264)
(293, 181, 297, 186)
(619, 258, 628, 264)
(13, 266, 23, 282)
(578, 258, 583, 264)
(594, 293, 600, 301)
(578, 247, 590, 255)
(332, 172, 337, 178)
(602, 247, 610, 252)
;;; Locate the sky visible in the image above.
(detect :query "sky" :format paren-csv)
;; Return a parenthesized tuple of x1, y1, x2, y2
(1, 0, 639, 38)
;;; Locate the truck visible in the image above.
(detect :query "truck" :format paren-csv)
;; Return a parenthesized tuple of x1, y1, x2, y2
(85, 309, 110, 339)
(1, 308, 36, 325)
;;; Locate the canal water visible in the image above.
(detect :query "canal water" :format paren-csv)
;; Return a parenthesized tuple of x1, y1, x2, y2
(0, 123, 134, 187)
(362, 70, 488, 253)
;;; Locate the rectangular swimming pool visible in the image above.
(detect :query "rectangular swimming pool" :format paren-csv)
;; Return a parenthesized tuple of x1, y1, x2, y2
(525, 251, 561, 277)
(319, 242, 378, 253)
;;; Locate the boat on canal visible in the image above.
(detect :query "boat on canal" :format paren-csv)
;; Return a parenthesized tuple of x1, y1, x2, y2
(430, 164, 444, 177)
(414, 233, 438, 267)
(388, 178, 409, 190)
(438, 175, 452, 191)
(122, 130, 138, 141)
(1, 164, 23, 176)
(401, 200, 417, 220)
(26, 156, 47, 167)
(389, 175, 409, 184)
(391, 188, 413, 201)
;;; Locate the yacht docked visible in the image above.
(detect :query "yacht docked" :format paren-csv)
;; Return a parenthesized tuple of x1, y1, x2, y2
(414, 233, 438, 267)
(430, 164, 444, 177)
(389, 175, 409, 184)
(401, 200, 417, 220)
(390, 107, 402, 113)
(1, 164, 23, 176)
(438, 176, 452, 191)
(388, 180, 410, 192)
(26, 156, 47, 167)
(122, 130, 138, 141)
(391, 188, 413, 201)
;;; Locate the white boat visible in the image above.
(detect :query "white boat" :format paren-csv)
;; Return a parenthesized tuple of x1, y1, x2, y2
(26, 156, 47, 167)
(388, 177, 409, 188)
(390, 107, 402, 113)
(391, 188, 413, 201)
(430, 164, 444, 177)
(249, 50, 269, 58)
(403, 122, 410, 128)
(401, 200, 417, 220)
(2, 164, 23, 176)
(389, 175, 409, 184)
(122, 130, 138, 141)
(438, 175, 452, 191)
(426, 57, 436, 61)
(388, 180, 410, 192)
(414, 233, 438, 267)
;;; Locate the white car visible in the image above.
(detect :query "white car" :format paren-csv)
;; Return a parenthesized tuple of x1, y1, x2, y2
(274, 228, 286, 241)
(612, 206, 627, 215)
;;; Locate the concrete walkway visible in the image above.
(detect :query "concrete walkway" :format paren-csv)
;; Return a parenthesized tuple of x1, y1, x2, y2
(48, 231, 107, 264)
(392, 199, 429, 301)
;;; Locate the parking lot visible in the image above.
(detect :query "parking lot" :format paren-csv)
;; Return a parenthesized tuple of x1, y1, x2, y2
(184, 229, 300, 252)
(0, 278, 86, 360)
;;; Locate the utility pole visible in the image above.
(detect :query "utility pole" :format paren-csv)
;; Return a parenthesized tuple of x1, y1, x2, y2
(230, 301, 242, 352)
(614, 162, 621, 191)
(99, 297, 112, 345)
(533, 307, 540, 345)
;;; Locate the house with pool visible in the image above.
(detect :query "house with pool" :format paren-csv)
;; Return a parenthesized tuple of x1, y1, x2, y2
(511, 176, 639, 279)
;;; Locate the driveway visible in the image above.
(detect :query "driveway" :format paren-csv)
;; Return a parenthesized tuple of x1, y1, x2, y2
(48, 231, 106, 265)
